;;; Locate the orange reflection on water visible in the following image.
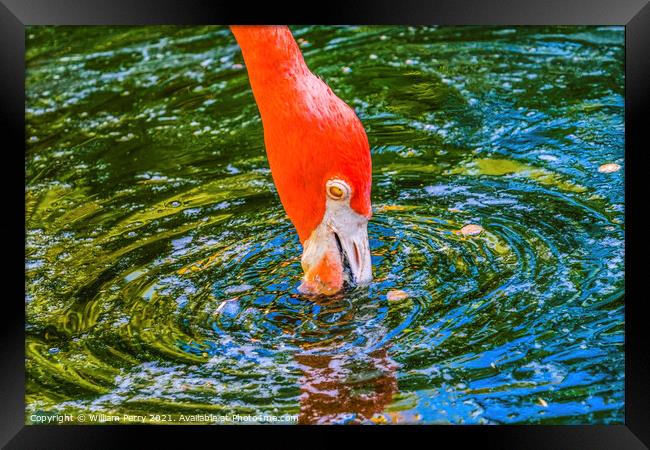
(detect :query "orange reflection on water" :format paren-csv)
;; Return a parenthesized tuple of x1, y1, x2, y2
(296, 348, 398, 424)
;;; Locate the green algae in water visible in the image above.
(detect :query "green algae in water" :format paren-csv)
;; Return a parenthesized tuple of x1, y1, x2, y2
(25, 25, 624, 425)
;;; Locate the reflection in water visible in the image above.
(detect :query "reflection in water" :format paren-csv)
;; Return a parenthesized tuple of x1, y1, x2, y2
(297, 349, 398, 424)
(25, 26, 624, 424)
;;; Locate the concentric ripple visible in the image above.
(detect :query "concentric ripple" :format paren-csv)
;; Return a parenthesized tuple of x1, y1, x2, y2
(26, 25, 624, 424)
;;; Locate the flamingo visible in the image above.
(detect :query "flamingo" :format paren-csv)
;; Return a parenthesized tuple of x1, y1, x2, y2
(230, 26, 373, 296)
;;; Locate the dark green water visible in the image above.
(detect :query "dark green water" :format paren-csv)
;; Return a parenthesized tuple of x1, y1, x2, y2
(25, 26, 624, 424)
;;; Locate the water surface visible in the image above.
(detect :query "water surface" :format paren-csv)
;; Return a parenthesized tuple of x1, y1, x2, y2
(25, 25, 624, 424)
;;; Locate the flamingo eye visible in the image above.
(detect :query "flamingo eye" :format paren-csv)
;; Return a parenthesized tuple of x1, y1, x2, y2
(326, 179, 350, 200)
(329, 185, 344, 199)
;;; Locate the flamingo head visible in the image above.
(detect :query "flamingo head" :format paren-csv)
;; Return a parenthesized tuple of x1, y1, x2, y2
(298, 174, 373, 296)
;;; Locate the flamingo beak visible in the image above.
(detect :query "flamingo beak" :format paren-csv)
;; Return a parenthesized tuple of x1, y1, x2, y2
(298, 200, 372, 296)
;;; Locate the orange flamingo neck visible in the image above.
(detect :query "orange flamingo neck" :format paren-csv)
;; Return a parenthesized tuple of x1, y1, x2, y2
(230, 26, 310, 113)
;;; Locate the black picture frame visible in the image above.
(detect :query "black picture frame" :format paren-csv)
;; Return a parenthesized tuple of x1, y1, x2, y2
(3, 0, 648, 447)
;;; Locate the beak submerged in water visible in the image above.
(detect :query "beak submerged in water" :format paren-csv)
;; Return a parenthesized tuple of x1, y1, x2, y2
(298, 196, 372, 296)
